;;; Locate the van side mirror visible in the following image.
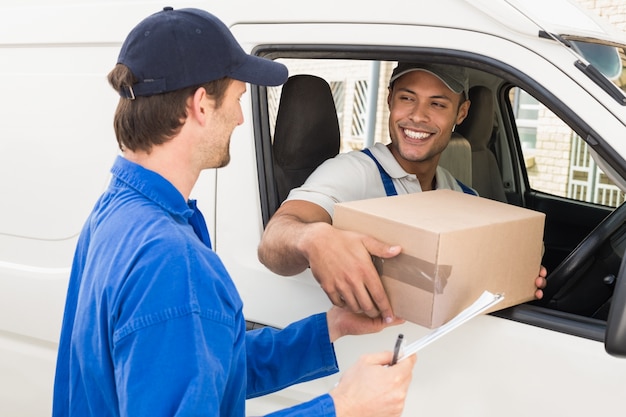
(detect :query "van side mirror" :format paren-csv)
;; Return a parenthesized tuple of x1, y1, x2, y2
(605, 256, 626, 357)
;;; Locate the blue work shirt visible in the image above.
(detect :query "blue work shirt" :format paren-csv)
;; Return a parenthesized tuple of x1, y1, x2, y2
(52, 156, 339, 416)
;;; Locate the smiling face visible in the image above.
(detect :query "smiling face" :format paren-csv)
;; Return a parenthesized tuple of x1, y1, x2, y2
(387, 70, 470, 176)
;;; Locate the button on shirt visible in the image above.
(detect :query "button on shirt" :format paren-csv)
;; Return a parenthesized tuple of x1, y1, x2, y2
(52, 156, 339, 417)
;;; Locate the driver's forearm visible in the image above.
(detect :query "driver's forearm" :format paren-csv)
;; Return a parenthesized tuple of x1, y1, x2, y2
(258, 215, 312, 276)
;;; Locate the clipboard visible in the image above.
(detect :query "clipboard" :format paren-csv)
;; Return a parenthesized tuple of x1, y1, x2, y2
(398, 291, 504, 362)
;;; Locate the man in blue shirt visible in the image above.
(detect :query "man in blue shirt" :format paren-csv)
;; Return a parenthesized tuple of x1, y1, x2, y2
(52, 7, 416, 417)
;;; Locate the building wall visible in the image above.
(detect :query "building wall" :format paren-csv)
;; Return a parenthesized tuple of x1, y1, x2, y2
(577, 0, 626, 30)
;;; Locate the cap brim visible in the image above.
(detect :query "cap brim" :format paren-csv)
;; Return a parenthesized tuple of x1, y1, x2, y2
(390, 68, 463, 94)
(231, 55, 288, 87)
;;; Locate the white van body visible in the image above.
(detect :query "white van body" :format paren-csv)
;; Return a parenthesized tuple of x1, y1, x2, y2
(2, 0, 626, 415)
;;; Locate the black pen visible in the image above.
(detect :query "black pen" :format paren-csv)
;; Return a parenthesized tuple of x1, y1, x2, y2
(390, 333, 404, 366)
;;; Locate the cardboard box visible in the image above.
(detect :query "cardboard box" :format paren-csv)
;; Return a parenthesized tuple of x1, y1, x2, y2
(333, 190, 545, 328)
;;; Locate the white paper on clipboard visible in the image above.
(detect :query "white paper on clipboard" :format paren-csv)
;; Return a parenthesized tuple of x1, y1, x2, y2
(398, 291, 504, 362)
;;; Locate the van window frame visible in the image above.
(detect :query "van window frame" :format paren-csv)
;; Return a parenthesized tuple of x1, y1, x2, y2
(249, 44, 626, 342)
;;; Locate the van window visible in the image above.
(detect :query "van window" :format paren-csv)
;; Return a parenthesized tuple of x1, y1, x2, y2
(566, 38, 626, 92)
(258, 55, 622, 331)
(268, 59, 394, 152)
(264, 58, 626, 210)
(510, 87, 626, 208)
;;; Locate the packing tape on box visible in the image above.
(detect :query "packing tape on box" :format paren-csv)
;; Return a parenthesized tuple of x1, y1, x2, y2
(373, 253, 452, 293)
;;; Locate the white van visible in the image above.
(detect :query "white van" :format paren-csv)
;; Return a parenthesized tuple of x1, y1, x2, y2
(2, 0, 626, 415)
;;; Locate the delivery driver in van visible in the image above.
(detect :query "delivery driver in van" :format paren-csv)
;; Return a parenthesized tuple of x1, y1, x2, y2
(258, 62, 548, 324)
(52, 7, 416, 417)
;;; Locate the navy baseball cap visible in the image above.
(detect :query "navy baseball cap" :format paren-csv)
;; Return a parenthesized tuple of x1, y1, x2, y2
(117, 7, 288, 98)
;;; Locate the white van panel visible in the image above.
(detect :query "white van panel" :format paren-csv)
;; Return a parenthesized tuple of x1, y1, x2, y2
(0, 46, 119, 243)
(226, 20, 626, 415)
(247, 316, 626, 416)
(2, 0, 626, 416)
(0, 44, 118, 417)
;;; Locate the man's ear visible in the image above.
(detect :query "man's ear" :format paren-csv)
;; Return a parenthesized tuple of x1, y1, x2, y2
(455, 99, 471, 125)
(189, 87, 212, 125)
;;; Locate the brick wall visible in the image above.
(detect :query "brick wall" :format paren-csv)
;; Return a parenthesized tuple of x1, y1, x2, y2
(577, 0, 626, 31)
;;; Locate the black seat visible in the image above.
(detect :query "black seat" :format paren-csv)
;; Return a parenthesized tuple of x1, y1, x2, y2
(456, 86, 507, 202)
(272, 75, 341, 204)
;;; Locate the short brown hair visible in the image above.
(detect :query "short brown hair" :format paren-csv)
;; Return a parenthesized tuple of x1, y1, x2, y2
(107, 64, 232, 153)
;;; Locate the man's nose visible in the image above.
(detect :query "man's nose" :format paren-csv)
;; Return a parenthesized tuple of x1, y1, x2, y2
(409, 102, 429, 122)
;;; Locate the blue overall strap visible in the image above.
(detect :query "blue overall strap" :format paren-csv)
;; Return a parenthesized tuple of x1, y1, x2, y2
(361, 148, 398, 196)
(456, 179, 478, 196)
(362, 148, 476, 197)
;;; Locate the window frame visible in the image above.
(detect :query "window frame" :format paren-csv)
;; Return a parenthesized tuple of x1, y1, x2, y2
(250, 44, 626, 341)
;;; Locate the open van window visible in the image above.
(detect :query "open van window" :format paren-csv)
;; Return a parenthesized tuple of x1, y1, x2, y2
(257, 54, 623, 331)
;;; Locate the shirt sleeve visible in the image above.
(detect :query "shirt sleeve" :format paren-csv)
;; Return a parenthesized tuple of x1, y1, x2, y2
(246, 313, 339, 399)
(112, 311, 238, 417)
(285, 151, 381, 217)
(264, 394, 336, 417)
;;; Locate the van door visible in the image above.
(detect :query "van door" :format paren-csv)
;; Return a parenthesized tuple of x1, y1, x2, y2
(225, 22, 626, 416)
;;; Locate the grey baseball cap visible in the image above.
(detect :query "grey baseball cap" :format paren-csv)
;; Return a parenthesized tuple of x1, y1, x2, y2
(389, 62, 469, 99)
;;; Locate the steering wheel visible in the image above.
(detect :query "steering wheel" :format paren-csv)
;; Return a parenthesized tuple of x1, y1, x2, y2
(540, 201, 626, 304)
